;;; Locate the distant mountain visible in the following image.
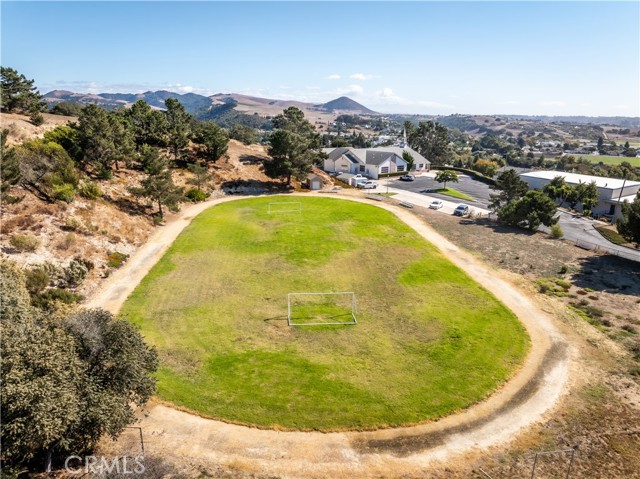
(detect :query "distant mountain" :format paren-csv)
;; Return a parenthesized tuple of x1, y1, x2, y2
(319, 96, 376, 114)
(43, 90, 214, 113)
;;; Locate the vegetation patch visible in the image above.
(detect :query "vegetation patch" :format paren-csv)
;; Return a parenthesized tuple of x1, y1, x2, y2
(120, 197, 529, 430)
(432, 187, 474, 201)
(595, 226, 628, 246)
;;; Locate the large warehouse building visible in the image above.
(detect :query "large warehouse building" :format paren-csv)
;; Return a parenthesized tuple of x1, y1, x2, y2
(519, 170, 640, 221)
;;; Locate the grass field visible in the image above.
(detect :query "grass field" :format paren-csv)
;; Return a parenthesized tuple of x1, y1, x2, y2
(120, 197, 528, 430)
(575, 155, 640, 166)
(433, 187, 475, 201)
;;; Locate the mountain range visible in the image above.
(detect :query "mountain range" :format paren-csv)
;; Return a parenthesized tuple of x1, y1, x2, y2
(43, 90, 377, 117)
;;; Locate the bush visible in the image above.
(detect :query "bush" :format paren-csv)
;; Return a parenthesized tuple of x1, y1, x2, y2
(559, 265, 568, 274)
(57, 257, 94, 288)
(107, 251, 129, 268)
(29, 110, 44, 126)
(57, 232, 76, 251)
(31, 287, 84, 310)
(185, 187, 207, 202)
(62, 216, 83, 232)
(52, 183, 76, 203)
(550, 224, 564, 239)
(24, 267, 50, 295)
(78, 180, 103, 199)
(9, 234, 41, 252)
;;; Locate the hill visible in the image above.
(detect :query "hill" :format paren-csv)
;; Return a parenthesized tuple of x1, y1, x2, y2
(319, 96, 376, 114)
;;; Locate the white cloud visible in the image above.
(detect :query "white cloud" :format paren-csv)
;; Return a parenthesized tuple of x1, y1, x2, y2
(336, 84, 364, 96)
(350, 73, 374, 81)
(326, 74, 341, 80)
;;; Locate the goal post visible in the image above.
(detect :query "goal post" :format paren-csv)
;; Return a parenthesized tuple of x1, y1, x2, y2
(267, 202, 302, 214)
(287, 292, 357, 326)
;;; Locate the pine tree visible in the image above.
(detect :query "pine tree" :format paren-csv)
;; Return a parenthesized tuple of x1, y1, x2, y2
(129, 147, 183, 219)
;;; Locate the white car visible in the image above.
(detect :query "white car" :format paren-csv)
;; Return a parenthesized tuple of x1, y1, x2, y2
(357, 181, 378, 189)
(429, 200, 444, 209)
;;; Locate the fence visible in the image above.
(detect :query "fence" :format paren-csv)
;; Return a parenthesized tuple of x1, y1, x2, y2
(575, 238, 640, 262)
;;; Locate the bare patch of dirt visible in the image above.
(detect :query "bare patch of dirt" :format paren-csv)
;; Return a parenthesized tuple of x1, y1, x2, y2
(1, 111, 76, 145)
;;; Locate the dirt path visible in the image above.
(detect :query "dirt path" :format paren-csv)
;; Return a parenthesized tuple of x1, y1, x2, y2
(94, 193, 572, 478)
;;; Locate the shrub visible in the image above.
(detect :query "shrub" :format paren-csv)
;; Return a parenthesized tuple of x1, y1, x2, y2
(29, 110, 44, 126)
(107, 251, 129, 268)
(58, 257, 94, 288)
(622, 324, 638, 334)
(153, 215, 163, 226)
(31, 288, 83, 310)
(185, 188, 207, 202)
(57, 232, 77, 251)
(9, 234, 40, 252)
(550, 224, 564, 239)
(558, 265, 568, 275)
(52, 183, 76, 203)
(63, 216, 83, 232)
(78, 181, 103, 199)
(24, 266, 50, 295)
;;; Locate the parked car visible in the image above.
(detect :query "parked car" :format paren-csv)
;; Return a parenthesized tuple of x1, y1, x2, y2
(429, 200, 444, 209)
(453, 204, 470, 216)
(357, 181, 378, 189)
(399, 174, 415, 182)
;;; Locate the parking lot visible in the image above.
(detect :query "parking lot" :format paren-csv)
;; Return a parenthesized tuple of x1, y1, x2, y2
(385, 172, 493, 208)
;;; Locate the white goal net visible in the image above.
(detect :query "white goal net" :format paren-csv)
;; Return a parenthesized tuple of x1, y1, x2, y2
(287, 292, 358, 326)
(268, 202, 302, 214)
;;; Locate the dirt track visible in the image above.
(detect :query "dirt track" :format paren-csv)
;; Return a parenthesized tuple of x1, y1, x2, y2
(92, 193, 572, 477)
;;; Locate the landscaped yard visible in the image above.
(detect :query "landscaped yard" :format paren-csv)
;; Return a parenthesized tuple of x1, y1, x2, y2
(119, 197, 528, 430)
(432, 187, 475, 201)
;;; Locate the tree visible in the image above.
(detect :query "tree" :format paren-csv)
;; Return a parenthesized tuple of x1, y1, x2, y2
(187, 163, 212, 193)
(543, 175, 570, 206)
(43, 125, 83, 163)
(264, 107, 324, 185)
(192, 121, 229, 162)
(0, 66, 45, 113)
(498, 190, 558, 230)
(13, 139, 79, 202)
(50, 101, 84, 117)
(125, 100, 167, 150)
(402, 150, 415, 172)
(597, 136, 605, 154)
(617, 193, 640, 247)
(489, 168, 529, 211)
(434, 169, 459, 189)
(407, 120, 450, 165)
(164, 98, 191, 161)
(1, 260, 158, 470)
(0, 129, 21, 201)
(473, 159, 499, 177)
(576, 181, 598, 215)
(76, 106, 135, 175)
(129, 146, 183, 219)
(229, 124, 258, 145)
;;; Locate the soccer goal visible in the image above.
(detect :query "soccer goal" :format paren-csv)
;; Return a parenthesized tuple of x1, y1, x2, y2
(287, 292, 358, 326)
(268, 202, 302, 214)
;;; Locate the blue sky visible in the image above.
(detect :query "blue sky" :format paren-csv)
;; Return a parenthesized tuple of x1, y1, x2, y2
(2, 1, 638, 116)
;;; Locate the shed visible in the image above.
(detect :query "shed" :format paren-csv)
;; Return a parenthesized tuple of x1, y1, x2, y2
(308, 174, 323, 191)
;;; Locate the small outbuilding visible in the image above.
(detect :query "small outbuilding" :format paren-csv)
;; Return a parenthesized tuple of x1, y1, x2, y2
(308, 174, 323, 191)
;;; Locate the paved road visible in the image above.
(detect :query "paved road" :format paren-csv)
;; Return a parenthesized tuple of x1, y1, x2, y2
(389, 173, 640, 263)
(550, 211, 640, 262)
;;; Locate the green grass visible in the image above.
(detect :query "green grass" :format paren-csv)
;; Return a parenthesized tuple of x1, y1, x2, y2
(433, 187, 475, 201)
(120, 197, 528, 430)
(576, 155, 640, 166)
(595, 226, 628, 246)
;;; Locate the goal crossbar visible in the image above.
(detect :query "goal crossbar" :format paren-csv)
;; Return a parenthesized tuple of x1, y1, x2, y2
(268, 202, 302, 214)
(287, 292, 357, 326)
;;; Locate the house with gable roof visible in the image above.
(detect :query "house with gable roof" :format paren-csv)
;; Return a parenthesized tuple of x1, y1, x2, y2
(322, 146, 430, 179)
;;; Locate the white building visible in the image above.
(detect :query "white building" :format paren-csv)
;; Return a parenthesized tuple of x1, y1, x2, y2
(519, 170, 640, 220)
(323, 146, 430, 180)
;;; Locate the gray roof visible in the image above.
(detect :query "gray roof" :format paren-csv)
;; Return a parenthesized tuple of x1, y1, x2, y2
(369, 146, 430, 165)
(324, 146, 430, 166)
(325, 147, 350, 161)
(365, 151, 394, 166)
